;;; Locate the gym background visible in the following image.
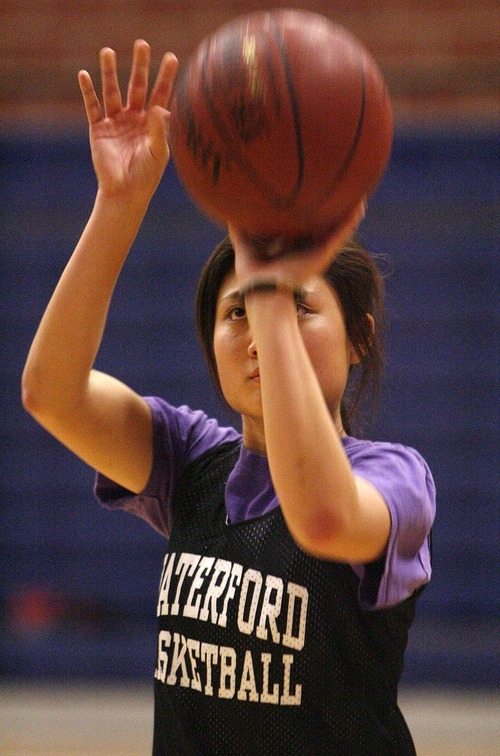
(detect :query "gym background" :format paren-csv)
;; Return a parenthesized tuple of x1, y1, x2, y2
(1, 0, 498, 746)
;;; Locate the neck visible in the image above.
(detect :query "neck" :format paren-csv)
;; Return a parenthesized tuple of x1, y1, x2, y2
(241, 415, 267, 455)
(241, 413, 346, 455)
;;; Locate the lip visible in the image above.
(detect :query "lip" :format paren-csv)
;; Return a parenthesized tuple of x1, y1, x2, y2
(248, 368, 260, 380)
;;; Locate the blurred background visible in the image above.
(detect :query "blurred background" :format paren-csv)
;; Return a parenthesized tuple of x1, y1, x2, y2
(1, 0, 498, 753)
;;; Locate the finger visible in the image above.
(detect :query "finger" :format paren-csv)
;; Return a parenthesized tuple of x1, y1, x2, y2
(149, 52, 179, 110)
(78, 70, 103, 125)
(127, 39, 151, 111)
(100, 47, 123, 117)
(329, 199, 366, 247)
(148, 105, 170, 164)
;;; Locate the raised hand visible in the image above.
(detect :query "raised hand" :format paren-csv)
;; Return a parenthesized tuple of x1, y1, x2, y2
(78, 40, 178, 205)
(229, 200, 366, 287)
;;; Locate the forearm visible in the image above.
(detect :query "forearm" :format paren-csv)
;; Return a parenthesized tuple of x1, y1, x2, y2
(247, 293, 359, 559)
(22, 192, 148, 420)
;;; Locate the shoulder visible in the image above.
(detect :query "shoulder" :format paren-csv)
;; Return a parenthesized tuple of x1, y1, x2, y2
(95, 399, 241, 536)
(345, 437, 436, 608)
(343, 437, 435, 501)
(344, 436, 436, 552)
(146, 397, 241, 464)
(344, 436, 430, 469)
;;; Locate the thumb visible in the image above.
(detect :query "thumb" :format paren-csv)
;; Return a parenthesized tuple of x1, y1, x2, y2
(332, 199, 366, 247)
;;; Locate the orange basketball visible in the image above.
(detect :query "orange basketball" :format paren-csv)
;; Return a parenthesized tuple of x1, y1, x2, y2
(169, 9, 393, 252)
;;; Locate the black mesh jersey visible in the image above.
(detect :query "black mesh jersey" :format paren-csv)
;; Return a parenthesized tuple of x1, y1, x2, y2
(153, 441, 419, 755)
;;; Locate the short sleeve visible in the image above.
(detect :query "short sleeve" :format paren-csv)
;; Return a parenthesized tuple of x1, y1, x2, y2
(94, 397, 240, 536)
(344, 439, 436, 609)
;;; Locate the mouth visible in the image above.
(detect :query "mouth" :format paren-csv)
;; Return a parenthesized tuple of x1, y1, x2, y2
(248, 368, 260, 381)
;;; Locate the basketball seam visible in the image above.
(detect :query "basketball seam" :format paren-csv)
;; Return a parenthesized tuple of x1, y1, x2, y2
(315, 62, 367, 210)
(200, 20, 304, 210)
(269, 13, 304, 208)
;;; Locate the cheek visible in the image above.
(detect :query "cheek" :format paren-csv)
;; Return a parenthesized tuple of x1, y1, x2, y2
(303, 325, 351, 383)
(214, 329, 239, 368)
(213, 330, 243, 395)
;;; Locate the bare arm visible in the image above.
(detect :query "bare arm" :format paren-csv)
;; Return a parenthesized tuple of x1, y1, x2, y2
(231, 219, 391, 563)
(245, 291, 390, 563)
(22, 41, 179, 493)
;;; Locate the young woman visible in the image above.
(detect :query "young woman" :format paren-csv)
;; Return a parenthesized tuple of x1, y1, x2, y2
(22, 40, 435, 754)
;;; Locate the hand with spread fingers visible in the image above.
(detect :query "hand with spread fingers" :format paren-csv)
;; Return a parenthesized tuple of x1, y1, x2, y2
(78, 40, 178, 205)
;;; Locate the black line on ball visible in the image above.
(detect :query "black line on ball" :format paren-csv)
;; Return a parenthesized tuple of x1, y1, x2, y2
(319, 62, 367, 206)
(263, 35, 282, 117)
(200, 24, 304, 210)
(294, 60, 367, 222)
(268, 13, 304, 205)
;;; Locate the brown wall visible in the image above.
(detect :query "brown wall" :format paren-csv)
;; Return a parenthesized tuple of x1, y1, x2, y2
(1, 0, 498, 128)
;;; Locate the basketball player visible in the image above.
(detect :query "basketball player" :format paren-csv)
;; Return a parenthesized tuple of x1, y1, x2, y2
(22, 41, 435, 754)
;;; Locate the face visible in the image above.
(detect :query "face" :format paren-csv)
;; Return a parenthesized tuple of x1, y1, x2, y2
(213, 269, 361, 441)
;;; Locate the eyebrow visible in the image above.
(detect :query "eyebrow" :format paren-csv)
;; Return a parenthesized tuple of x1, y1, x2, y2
(220, 286, 315, 303)
(219, 289, 243, 303)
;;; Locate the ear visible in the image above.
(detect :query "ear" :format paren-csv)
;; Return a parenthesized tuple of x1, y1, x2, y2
(349, 313, 375, 365)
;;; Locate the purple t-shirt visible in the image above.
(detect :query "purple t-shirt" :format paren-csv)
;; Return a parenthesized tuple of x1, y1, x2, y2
(96, 397, 435, 609)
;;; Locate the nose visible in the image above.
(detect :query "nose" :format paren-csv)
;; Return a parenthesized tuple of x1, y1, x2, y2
(247, 335, 258, 358)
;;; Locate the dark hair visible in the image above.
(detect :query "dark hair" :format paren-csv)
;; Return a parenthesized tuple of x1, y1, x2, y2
(324, 238, 386, 434)
(196, 236, 385, 436)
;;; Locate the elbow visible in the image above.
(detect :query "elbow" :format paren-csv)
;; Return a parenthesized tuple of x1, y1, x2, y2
(21, 365, 41, 417)
(287, 510, 347, 561)
(21, 363, 52, 421)
(22, 358, 88, 430)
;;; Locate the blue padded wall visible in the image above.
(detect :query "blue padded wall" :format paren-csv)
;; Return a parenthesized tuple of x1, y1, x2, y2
(1, 128, 498, 684)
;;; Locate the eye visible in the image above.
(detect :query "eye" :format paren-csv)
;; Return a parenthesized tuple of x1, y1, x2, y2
(296, 301, 312, 318)
(228, 305, 246, 321)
